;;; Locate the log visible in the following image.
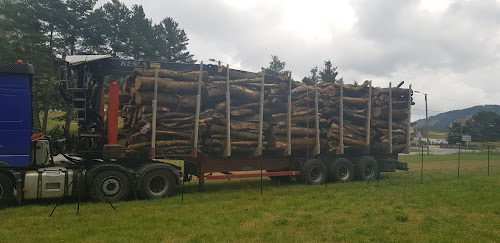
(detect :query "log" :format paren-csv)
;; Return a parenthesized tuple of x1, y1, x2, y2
(271, 126, 327, 137)
(123, 75, 135, 92)
(230, 108, 255, 117)
(134, 68, 208, 82)
(141, 105, 170, 113)
(376, 108, 409, 120)
(210, 124, 263, 140)
(210, 78, 268, 85)
(205, 139, 266, 147)
(343, 97, 368, 106)
(371, 119, 407, 130)
(274, 138, 329, 148)
(379, 87, 410, 96)
(272, 108, 315, 118)
(327, 133, 365, 147)
(276, 119, 328, 128)
(135, 92, 197, 109)
(161, 122, 206, 130)
(135, 76, 204, 94)
(207, 84, 260, 101)
(217, 66, 260, 80)
(128, 140, 192, 149)
(216, 102, 261, 111)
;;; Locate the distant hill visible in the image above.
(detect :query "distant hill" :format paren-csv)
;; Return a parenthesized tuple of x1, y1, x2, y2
(413, 105, 500, 132)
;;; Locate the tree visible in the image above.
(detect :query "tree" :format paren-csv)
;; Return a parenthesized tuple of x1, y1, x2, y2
(318, 60, 342, 83)
(471, 111, 500, 142)
(126, 5, 155, 60)
(310, 66, 318, 81)
(0, 0, 65, 132)
(447, 122, 464, 145)
(262, 55, 288, 76)
(0, 0, 197, 135)
(152, 17, 195, 63)
(99, 0, 132, 57)
(62, 0, 99, 55)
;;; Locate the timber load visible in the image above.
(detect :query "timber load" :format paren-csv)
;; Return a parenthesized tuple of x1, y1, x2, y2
(119, 65, 413, 157)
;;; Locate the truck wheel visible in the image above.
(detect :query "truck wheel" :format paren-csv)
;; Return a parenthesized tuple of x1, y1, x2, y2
(0, 173, 14, 209)
(90, 170, 131, 203)
(355, 156, 379, 181)
(140, 170, 176, 200)
(329, 158, 354, 183)
(301, 159, 327, 185)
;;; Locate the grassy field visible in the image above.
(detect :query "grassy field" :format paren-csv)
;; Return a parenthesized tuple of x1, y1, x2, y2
(1, 154, 499, 242)
(428, 131, 447, 139)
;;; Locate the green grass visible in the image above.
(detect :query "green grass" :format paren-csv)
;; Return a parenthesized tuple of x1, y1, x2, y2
(1, 155, 499, 242)
(40, 111, 78, 134)
(400, 150, 500, 163)
(428, 131, 447, 139)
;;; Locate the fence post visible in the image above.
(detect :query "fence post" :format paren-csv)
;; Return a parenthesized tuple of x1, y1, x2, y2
(488, 145, 490, 176)
(421, 145, 424, 183)
(458, 145, 461, 179)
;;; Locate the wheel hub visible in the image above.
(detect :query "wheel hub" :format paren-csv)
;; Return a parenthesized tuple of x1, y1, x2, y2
(339, 165, 349, 179)
(364, 165, 373, 177)
(149, 175, 168, 195)
(310, 166, 323, 182)
(101, 177, 121, 196)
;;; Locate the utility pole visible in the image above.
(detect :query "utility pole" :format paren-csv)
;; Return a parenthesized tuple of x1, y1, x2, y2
(425, 93, 429, 155)
(415, 90, 430, 155)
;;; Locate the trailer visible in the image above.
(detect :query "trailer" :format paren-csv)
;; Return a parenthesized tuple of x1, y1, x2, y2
(0, 56, 410, 208)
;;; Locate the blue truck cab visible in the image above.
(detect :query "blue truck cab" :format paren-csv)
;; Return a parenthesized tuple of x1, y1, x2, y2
(0, 63, 34, 168)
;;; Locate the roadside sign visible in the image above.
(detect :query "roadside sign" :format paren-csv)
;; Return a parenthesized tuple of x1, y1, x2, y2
(462, 135, 471, 142)
(150, 62, 161, 68)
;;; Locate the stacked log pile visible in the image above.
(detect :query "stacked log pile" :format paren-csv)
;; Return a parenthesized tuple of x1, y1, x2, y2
(118, 66, 413, 157)
(121, 68, 210, 155)
(202, 68, 288, 155)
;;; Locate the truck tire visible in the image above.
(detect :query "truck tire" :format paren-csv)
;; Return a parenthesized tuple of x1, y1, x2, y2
(0, 173, 14, 209)
(301, 159, 327, 185)
(329, 158, 354, 183)
(140, 169, 176, 200)
(355, 156, 379, 181)
(90, 170, 131, 203)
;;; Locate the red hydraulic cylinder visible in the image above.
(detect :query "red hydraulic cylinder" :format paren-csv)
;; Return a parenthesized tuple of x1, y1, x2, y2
(107, 80, 119, 144)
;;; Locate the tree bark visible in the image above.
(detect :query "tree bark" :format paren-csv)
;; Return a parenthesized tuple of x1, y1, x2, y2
(134, 76, 204, 94)
(134, 68, 208, 82)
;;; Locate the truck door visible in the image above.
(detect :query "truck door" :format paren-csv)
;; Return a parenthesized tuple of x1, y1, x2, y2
(0, 64, 33, 167)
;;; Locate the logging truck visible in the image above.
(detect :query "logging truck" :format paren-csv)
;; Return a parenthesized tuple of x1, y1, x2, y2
(0, 55, 410, 208)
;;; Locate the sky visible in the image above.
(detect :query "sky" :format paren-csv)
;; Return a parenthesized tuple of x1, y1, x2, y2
(97, 0, 500, 120)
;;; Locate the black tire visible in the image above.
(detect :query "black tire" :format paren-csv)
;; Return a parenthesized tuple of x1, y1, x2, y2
(90, 170, 131, 203)
(301, 159, 327, 185)
(329, 158, 354, 183)
(140, 169, 176, 200)
(0, 173, 14, 209)
(355, 156, 379, 181)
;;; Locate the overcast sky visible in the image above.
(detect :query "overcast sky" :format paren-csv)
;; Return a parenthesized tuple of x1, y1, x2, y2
(97, 0, 500, 120)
